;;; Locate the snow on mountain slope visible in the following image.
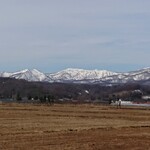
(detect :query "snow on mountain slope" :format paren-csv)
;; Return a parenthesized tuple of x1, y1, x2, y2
(0, 69, 49, 82)
(100, 67, 150, 84)
(47, 68, 118, 81)
(126, 67, 150, 81)
(0, 67, 150, 84)
(0, 72, 12, 77)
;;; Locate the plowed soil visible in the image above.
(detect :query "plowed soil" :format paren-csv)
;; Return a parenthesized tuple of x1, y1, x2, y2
(0, 103, 150, 150)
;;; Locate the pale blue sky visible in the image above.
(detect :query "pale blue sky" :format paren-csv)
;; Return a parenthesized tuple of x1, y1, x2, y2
(0, 0, 150, 72)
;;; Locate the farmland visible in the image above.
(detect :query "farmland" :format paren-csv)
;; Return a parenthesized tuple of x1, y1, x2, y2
(0, 103, 150, 150)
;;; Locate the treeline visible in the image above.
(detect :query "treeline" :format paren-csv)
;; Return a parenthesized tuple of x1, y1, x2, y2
(0, 77, 150, 102)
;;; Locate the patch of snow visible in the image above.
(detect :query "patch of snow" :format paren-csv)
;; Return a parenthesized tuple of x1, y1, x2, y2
(85, 90, 89, 94)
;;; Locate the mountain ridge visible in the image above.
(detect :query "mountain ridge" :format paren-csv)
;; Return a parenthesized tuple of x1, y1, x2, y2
(0, 68, 150, 85)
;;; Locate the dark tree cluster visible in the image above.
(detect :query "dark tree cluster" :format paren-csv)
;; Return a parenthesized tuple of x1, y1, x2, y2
(0, 77, 150, 103)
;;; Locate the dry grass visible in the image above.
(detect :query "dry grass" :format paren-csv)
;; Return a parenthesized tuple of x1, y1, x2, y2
(0, 103, 150, 150)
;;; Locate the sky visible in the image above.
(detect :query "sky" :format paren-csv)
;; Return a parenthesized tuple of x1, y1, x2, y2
(0, 0, 150, 73)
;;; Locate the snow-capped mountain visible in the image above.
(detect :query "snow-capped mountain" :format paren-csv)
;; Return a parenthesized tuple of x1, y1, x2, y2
(47, 68, 118, 82)
(100, 67, 150, 84)
(0, 67, 150, 85)
(0, 69, 49, 82)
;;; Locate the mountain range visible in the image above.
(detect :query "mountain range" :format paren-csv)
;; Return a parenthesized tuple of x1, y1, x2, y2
(0, 68, 150, 85)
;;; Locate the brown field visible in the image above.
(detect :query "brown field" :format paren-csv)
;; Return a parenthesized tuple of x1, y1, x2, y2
(0, 103, 150, 150)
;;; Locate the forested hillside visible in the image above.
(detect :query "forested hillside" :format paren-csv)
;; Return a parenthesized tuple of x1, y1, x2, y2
(0, 77, 150, 102)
